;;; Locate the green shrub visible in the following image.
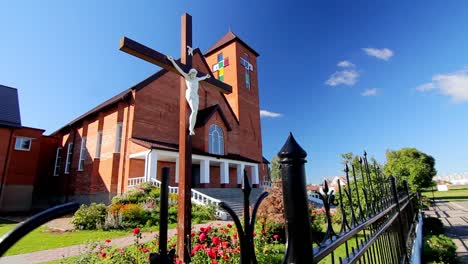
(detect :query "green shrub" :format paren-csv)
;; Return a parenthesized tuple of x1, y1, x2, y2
(423, 217, 445, 236)
(120, 203, 149, 227)
(192, 204, 216, 224)
(423, 234, 457, 263)
(71, 203, 107, 230)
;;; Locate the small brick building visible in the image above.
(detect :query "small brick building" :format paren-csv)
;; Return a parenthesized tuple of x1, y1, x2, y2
(42, 32, 269, 204)
(0, 85, 59, 212)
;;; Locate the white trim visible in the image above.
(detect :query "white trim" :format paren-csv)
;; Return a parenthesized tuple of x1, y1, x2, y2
(220, 161, 229, 184)
(129, 150, 150, 159)
(237, 163, 245, 184)
(146, 149, 158, 181)
(155, 149, 258, 167)
(53, 147, 62, 176)
(95, 131, 102, 159)
(64, 143, 73, 174)
(252, 164, 259, 184)
(78, 137, 87, 171)
(200, 159, 210, 184)
(14, 137, 32, 151)
(114, 122, 123, 153)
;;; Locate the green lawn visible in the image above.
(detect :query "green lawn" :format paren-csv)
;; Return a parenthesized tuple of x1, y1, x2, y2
(421, 184, 468, 202)
(0, 223, 162, 256)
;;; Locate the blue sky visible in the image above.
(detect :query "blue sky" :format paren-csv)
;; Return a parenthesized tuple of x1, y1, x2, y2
(1, 1, 468, 183)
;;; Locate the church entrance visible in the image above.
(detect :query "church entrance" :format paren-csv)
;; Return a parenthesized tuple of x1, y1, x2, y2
(192, 164, 200, 187)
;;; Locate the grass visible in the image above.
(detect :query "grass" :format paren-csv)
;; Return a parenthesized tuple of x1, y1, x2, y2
(421, 184, 468, 202)
(0, 223, 175, 256)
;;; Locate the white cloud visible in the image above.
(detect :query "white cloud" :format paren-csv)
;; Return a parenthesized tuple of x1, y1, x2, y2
(362, 48, 394, 61)
(416, 69, 468, 103)
(337, 60, 355, 68)
(361, 88, 378, 96)
(416, 82, 435, 92)
(260, 110, 283, 118)
(325, 70, 359, 86)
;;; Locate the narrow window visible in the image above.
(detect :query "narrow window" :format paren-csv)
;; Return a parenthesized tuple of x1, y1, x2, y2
(14, 137, 32, 151)
(115, 123, 123, 153)
(208, 125, 224, 155)
(78, 137, 87, 171)
(53, 147, 62, 176)
(95, 131, 102, 159)
(64, 143, 73, 174)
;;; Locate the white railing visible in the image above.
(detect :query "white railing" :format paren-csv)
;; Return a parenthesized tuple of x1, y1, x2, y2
(191, 189, 221, 206)
(260, 180, 272, 189)
(128, 177, 146, 189)
(128, 177, 227, 219)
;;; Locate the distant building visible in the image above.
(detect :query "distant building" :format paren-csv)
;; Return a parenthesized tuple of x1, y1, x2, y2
(435, 173, 468, 185)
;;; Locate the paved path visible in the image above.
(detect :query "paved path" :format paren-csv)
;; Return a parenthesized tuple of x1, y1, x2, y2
(0, 221, 230, 264)
(424, 201, 468, 263)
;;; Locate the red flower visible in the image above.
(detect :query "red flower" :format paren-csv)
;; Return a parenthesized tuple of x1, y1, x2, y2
(133, 228, 141, 234)
(105, 239, 111, 243)
(212, 236, 220, 246)
(232, 233, 238, 239)
(221, 241, 229, 249)
(191, 232, 195, 237)
(211, 261, 218, 264)
(223, 255, 230, 260)
(273, 234, 280, 240)
(200, 227, 206, 232)
(176, 260, 182, 264)
(206, 248, 217, 259)
(118, 248, 124, 254)
(142, 247, 150, 253)
(253, 232, 257, 237)
(100, 252, 106, 258)
(227, 223, 232, 228)
(199, 233, 207, 242)
(261, 229, 266, 235)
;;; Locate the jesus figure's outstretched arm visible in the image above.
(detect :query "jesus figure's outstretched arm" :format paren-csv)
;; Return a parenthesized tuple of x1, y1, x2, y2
(167, 56, 188, 79)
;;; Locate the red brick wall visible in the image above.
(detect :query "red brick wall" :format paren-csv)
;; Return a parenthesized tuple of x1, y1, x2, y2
(2, 127, 44, 185)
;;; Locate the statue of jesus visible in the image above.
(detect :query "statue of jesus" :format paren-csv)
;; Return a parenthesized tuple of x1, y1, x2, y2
(167, 55, 211, 136)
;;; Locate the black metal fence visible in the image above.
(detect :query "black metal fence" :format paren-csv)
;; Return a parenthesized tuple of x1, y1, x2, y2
(0, 133, 420, 263)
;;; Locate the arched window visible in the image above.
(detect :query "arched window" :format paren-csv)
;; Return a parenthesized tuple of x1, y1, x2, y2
(209, 124, 224, 155)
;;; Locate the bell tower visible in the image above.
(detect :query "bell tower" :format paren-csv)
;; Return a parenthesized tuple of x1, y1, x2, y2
(205, 31, 262, 162)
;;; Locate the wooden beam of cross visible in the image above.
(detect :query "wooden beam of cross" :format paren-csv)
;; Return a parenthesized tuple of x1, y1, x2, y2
(119, 13, 231, 263)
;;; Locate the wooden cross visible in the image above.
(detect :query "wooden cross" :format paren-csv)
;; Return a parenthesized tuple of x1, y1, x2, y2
(119, 13, 232, 262)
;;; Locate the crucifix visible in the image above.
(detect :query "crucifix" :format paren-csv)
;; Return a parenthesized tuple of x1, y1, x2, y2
(119, 13, 231, 262)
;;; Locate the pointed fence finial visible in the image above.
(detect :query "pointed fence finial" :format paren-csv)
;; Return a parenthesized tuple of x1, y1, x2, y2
(278, 132, 307, 162)
(344, 163, 349, 173)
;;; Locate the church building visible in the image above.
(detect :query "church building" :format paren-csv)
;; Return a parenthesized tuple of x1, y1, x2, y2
(45, 31, 269, 204)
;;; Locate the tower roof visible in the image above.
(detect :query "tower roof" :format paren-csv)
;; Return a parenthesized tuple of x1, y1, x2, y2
(0, 84, 22, 127)
(205, 31, 259, 57)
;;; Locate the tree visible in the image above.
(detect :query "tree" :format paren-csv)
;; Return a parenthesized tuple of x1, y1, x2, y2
(384, 148, 436, 191)
(270, 156, 281, 182)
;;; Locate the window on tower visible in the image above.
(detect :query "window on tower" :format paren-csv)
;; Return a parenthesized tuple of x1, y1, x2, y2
(208, 124, 224, 155)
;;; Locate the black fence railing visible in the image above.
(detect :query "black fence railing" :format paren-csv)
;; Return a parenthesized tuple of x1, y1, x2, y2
(0, 133, 420, 264)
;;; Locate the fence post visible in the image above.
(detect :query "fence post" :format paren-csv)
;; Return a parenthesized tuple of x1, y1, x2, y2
(150, 167, 175, 264)
(278, 133, 314, 263)
(389, 176, 409, 263)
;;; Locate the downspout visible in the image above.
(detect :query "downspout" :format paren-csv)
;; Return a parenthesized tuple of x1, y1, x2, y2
(0, 128, 14, 205)
(119, 94, 131, 195)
